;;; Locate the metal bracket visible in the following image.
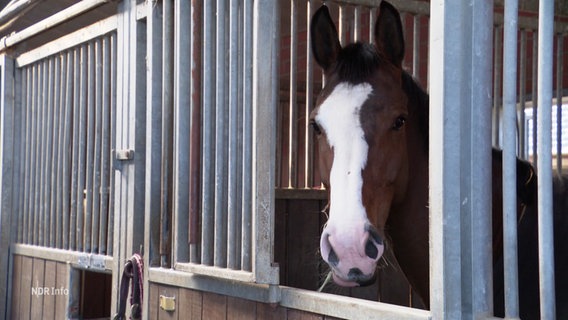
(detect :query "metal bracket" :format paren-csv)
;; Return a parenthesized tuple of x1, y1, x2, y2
(113, 149, 134, 171)
(77, 254, 106, 271)
(159, 295, 176, 312)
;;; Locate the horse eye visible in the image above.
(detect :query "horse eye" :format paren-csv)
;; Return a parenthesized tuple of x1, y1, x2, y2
(310, 120, 322, 135)
(392, 116, 406, 131)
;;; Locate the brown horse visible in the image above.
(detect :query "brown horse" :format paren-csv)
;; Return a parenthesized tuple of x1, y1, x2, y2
(310, 2, 566, 318)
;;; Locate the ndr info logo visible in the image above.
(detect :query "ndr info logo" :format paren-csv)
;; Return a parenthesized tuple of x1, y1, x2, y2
(31, 284, 69, 296)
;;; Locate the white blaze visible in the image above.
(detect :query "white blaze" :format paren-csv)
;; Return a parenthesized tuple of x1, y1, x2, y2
(316, 82, 372, 228)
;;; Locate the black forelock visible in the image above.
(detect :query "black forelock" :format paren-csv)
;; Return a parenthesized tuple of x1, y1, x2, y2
(334, 42, 382, 84)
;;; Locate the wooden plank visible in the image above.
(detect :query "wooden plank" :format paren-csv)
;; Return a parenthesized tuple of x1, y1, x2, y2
(256, 302, 286, 320)
(202, 292, 226, 320)
(148, 282, 160, 320)
(30, 258, 45, 320)
(19, 256, 33, 319)
(10, 255, 22, 320)
(288, 309, 324, 320)
(157, 284, 179, 320)
(54, 262, 67, 320)
(42, 260, 57, 320)
(177, 288, 203, 320)
(227, 296, 257, 320)
(81, 271, 111, 318)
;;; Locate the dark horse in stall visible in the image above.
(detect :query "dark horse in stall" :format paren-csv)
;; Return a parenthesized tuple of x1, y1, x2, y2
(309, 1, 567, 318)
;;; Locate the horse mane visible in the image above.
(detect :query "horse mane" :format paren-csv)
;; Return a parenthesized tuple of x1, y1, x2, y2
(334, 42, 382, 84)
(401, 71, 429, 152)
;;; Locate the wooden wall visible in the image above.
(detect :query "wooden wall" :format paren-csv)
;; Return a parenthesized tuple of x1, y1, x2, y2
(9, 255, 111, 320)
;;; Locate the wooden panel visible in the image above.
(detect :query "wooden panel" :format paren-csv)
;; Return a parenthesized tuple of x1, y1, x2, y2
(288, 309, 324, 320)
(42, 260, 57, 320)
(81, 270, 111, 318)
(256, 302, 287, 320)
(18, 256, 33, 319)
(157, 284, 179, 320)
(30, 258, 45, 319)
(202, 292, 226, 320)
(227, 296, 257, 320)
(148, 282, 160, 320)
(178, 288, 203, 320)
(54, 262, 67, 320)
(10, 255, 22, 320)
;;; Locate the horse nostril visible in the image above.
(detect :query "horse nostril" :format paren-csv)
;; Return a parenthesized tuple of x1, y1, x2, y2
(328, 247, 339, 267)
(365, 239, 379, 259)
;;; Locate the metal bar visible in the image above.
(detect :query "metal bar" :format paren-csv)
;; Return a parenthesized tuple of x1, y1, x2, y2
(0, 0, 111, 52)
(412, 15, 421, 79)
(201, 0, 215, 267)
(173, 0, 191, 264)
(99, 36, 111, 254)
(62, 51, 73, 250)
(235, 4, 244, 270)
(241, 0, 253, 272)
(536, 1, 556, 318)
(16, 67, 27, 244)
(519, 30, 527, 159)
(40, 59, 50, 247)
(289, 0, 298, 188)
(305, 0, 314, 188)
(353, 6, 361, 42)
(29, 64, 38, 245)
(368, 8, 376, 45)
(227, 0, 240, 270)
(532, 31, 538, 165)
(70, 48, 80, 251)
(51, 54, 62, 249)
(92, 38, 103, 253)
(556, 34, 563, 174)
(502, 0, 520, 317)
(252, 0, 280, 284)
(77, 44, 88, 253)
(188, 0, 202, 263)
(161, 0, 174, 267)
(339, 5, 348, 46)
(214, 0, 228, 268)
(22, 67, 31, 244)
(107, 33, 117, 257)
(85, 42, 96, 253)
(493, 25, 503, 147)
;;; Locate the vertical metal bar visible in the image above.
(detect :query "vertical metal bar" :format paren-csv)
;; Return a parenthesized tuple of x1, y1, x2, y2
(305, 0, 314, 188)
(502, 0, 520, 317)
(368, 8, 376, 45)
(92, 39, 103, 253)
(41, 59, 51, 247)
(201, 0, 215, 266)
(31, 63, 40, 246)
(16, 66, 25, 245)
(62, 51, 73, 250)
(493, 25, 503, 147)
(70, 49, 80, 251)
(252, 0, 280, 284)
(339, 5, 348, 46)
(19, 67, 29, 244)
(227, 0, 240, 270)
(52, 54, 62, 249)
(412, 15, 421, 79)
(161, 0, 174, 267)
(189, 0, 202, 263)
(241, 0, 253, 271)
(536, 1, 556, 318)
(289, 0, 298, 188)
(85, 42, 96, 253)
(107, 33, 117, 257)
(353, 6, 360, 42)
(174, 0, 191, 264)
(235, 4, 244, 270)
(214, 0, 228, 268)
(22, 67, 31, 244)
(99, 36, 111, 254)
(532, 31, 538, 165)
(519, 30, 527, 159)
(77, 44, 88, 252)
(556, 34, 563, 174)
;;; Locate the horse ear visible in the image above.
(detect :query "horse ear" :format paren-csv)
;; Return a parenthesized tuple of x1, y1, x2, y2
(311, 5, 341, 71)
(374, 1, 405, 67)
